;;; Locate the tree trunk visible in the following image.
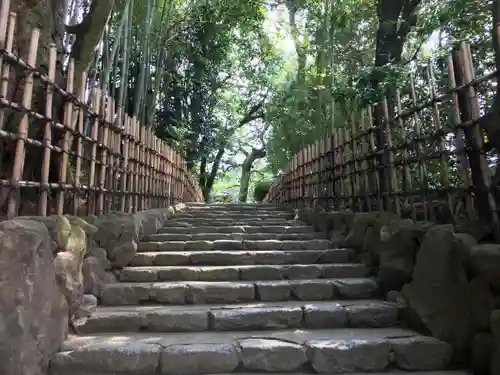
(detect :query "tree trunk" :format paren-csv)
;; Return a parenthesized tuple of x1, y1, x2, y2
(371, 0, 421, 207)
(238, 148, 266, 203)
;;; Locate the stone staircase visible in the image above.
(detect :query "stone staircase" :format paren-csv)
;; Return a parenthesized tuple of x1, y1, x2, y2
(49, 203, 467, 375)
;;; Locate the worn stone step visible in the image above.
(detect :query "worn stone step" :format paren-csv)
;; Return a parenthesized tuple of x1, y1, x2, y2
(138, 239, 332, 252)
(186, 203, 284, 209)
(168, 218, 300, 224)
(167, 220, 303, 226)
(175, 212, 293, 218)
(118, 263, 369, 282)
(99, 278, 378, 305)
(144, 232, 324, 242)
(158, 225, 315, 234)
(76, 300, 401, 333)
(50, 328, 453, 374)
(130, 249, 354, 267)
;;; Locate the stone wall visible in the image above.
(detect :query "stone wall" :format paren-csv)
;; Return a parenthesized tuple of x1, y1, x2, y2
(296, 209, 500, 375)
(0, 204, 185, 375)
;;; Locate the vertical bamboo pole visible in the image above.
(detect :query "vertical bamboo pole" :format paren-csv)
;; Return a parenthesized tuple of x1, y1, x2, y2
(7, 28, 39, 218)
(39, 44, 57, 216)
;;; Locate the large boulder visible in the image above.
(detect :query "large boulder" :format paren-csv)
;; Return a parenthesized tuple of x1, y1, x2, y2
(402, 225, 474, 355)
(342, 211, 394, 268)
(328, 212, 355, 246)
(52, 216, 88, 318)
(293, 210, 355, 247)
(89, 209, 174, 268)
(469, 244, 500, 289)
(0, 219, 69, 375)
(82, 256, 116, 297)
(377, 219, 432, 293)
(89, 213, 141, 268)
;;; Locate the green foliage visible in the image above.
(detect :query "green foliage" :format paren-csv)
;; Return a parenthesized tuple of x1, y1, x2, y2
(95, 0, 498, 201)
(253, 180, 272, 202)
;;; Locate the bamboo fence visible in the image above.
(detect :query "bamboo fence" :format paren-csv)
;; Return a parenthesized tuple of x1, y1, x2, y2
(265, 40, 500, 238)
(0, 3, 203, 219)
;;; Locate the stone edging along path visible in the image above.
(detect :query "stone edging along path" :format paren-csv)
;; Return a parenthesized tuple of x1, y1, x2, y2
(295, 208, 500, 375)
(0, 203, 187, 375)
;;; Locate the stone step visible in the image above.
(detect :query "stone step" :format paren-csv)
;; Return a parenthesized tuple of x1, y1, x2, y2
(167, 220, 303, 226)
(50, 328, 453, 374)
(99, 278, 378, 305)
(144, 232, 324, 242)
(175, 212, 293, 218)
(138, 239, 332, 252)
(158, 225, 315, 234)
(76, 300, 401, 334)
(117, 263, 369, 282)
(130, 249, 354, 267)
(186, 203, 284, 209)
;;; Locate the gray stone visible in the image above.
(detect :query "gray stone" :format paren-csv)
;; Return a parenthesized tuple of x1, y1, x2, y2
(244, 240, 282, 250)
(292, 280, 334, 300)
(198, 266, 240, 281)
(345, 302, 399, 327)
(50, 341, 161, 374)
(189, 251, 247, 265)
(153, 252, 191, 266)
(239, 265, 283, 280)
(87, 246, 110, 268)
(209, 306, 302, 330)
(119, 267, 158, 282)
(391, 336, 452, 370)
(129, 253, 155, 266)
(466, 277, 496, 331)
(386, 290, 404, 303)
(0, 219, 68, 375)
(282, 264, 321, 279)
(256, 281, 292, 301)
(377, 218, 428, 293)
(303, 302, 347, 328)
(92, 213, 142, 267)
(402, 225, 474, 354)
(146, 310, 208, 331)
(100, 283, 150, 305)
(160, 343, 240, 375)
(185, 282, 255, 304)
(156, 241, 186, 251)
(321, 264, 368, 278)
(74, 294, 97, 320)
(138, 241, 160, 252)
(157, 266, 199, 281)
(319, 248, 352, 263)
(332, 278, 378, 298)
(470, 244, 500, 289)
(149, 283, 187, 304)
(187, 240, 217, 250)
(307, 339, 391, 373)
(301, 239, 332, 250)
(239, 338, 307, 371)
(77, 311, 143, 333)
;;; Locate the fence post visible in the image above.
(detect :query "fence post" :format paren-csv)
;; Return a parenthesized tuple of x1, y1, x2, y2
(454, 42, 499, 237)
(447, 56, 475, 221)
(39, 44, 57, 216)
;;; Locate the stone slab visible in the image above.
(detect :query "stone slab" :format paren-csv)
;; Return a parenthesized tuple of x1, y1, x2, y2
(76, 300, 401, 333)
(117, 263, 369, 282)
(159, 225, 315, 234)
(145, 232, 322, 242)
(51, 328, 453, 374)
(137, 239, 333, 252)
